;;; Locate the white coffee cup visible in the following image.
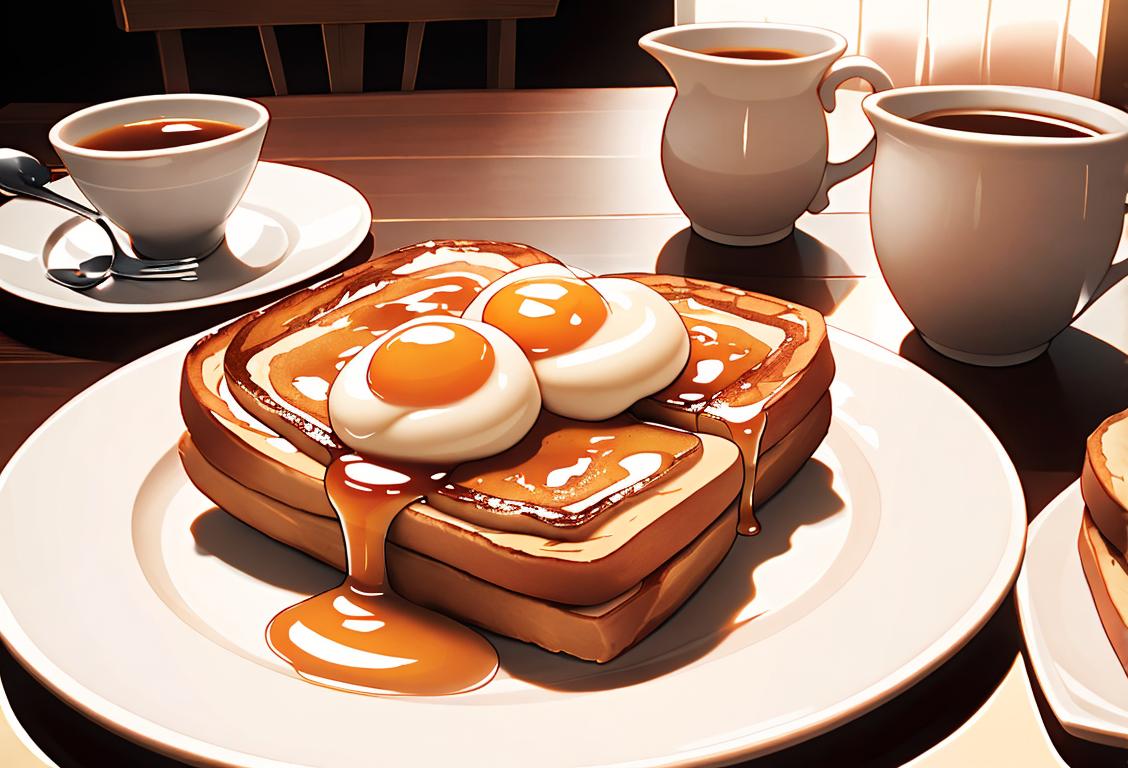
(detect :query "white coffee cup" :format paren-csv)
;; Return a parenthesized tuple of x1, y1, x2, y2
(864, 86, 1128, 366)
(641, 23, 893, 246)
(49, 94, 269, 260)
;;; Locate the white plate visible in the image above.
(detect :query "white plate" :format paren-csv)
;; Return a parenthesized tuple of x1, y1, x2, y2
(1017, 482, 1128, 747)
(0, 162, 370, 313)
(0, 328, 1025, 767)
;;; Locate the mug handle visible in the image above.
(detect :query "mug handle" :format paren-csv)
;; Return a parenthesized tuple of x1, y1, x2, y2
(807, 56, 894, 214)
(1073, 198, 1128, 318)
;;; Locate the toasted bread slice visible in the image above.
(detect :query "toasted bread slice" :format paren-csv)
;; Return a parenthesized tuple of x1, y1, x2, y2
(222, 240, 560, 463)
(180, 384, 827, 608)
(625, 274, 833, 450)
(185, 318, 754, 604)
(1082, 409, 1128, 554)
(623, 274, 833, 528)
(179, 429, 737, 662)
(183, 298, 831, 605)
(1079, 511, 1128, 675)
(426, 411, 704, 541)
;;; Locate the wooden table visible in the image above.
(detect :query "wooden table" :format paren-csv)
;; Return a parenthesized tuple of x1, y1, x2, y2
(0, 87, 1126, 767)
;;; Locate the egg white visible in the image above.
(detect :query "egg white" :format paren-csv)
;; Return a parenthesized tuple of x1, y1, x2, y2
(463, 266, 690, 421)
(328, 316, 541, 463)
(460, 262, 582, 316)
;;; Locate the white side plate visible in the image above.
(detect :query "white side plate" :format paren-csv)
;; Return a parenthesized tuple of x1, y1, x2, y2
(0, 328, 1026, 767)
(1018, 482, 1128, 747)
(0, 162, 371, 313)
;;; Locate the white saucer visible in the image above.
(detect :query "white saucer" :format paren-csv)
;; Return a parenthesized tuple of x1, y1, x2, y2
(1017, 482, 1128, 747)
(0, 328, 1026, 766)
(0, 162, 370, 313)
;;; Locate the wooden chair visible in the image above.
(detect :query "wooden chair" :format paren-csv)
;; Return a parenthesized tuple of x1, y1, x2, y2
(111, 1, 560, 95)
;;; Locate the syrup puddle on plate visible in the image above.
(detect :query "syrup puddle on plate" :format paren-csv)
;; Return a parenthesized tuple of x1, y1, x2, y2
(267, 454, 498, 696)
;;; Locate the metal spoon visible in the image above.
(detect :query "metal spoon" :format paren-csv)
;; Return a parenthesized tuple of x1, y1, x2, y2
(44, 240, 199, 290)
(0, 150, 199, 290)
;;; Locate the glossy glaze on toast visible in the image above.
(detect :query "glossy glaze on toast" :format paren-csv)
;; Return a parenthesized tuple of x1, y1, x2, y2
(224, 240, 559, 463)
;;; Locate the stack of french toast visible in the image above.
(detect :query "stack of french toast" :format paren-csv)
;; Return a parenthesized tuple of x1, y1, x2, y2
(1079, 408, 1128, 672)
(179, 240, 835, 662)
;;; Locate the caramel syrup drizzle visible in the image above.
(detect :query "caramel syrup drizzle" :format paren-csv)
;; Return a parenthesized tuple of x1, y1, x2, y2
(253, 268, 810, 693)
(633, 278, 808, 538)
(269, 274, 486, 425)
(677, 308, 774, 536)
(264, 418, 699, 693)
(223, 241, 557, 454)
(653, 308, 774, 409)
(267, 455, 498, 696)
(704, 410, 767, 536)
(436, 412, 700, 529)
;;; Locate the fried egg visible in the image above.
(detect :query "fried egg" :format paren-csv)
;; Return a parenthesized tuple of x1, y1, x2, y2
(328, 316, 541, 463)
(463, 264, 689, 420)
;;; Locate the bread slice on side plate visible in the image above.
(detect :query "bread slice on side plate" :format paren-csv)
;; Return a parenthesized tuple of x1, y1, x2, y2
(1083, 409, 1128, 553)
(1079, 511, 1128, 675)
(1080, 408, 1128, 675)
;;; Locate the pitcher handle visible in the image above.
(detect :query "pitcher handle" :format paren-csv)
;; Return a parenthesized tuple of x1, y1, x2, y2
(807, 56, 894, 214)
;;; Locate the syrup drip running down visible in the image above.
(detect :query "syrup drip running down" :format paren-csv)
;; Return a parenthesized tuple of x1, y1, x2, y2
(267, 455, 498, 695)
(656, 305, 776, 536)
(704, 411, 767, 536)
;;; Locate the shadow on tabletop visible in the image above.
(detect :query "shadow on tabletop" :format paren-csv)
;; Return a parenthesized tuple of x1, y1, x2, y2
(0, 641, 184, 767)
(653, 225, 860, 317)
(899, 327, 1128, 518)
(0, 233, 374, 363)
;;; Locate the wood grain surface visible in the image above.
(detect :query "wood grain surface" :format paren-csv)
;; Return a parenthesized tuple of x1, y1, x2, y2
(0, 87, 1125, 768)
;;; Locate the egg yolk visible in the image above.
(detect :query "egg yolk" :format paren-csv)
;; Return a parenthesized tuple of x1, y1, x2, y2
(367, 323, 495, 407)
(482, 277, 608, 359)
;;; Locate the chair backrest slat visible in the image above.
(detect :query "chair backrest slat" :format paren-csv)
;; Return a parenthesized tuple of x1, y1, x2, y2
(487, 19, 517, 89)
(113, 0, 559, 95)
(155, 29, 190, 92)
(402, 22, 427, 91)
(322, 23, 366, 93)
(258, 26, 288, 96)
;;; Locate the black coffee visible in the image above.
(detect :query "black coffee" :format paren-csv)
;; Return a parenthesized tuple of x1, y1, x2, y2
(77, 118, 244, 151)
(914, 109, 1100, 139)
(700, 47, 802, 60)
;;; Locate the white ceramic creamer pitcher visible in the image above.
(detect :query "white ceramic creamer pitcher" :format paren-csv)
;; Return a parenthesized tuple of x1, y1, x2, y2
(641, 23, 892, 245)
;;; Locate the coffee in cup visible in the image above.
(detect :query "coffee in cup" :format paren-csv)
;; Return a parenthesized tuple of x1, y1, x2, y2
(50, 94, 269, 260)
(75, 118, 246, 152)
(863, 85, 1128, 366)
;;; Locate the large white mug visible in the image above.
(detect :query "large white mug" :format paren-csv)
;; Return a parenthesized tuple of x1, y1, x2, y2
(50, 94, 269, 260)
(864, 86, 1128, 366)
(641, 23, 892, 246)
